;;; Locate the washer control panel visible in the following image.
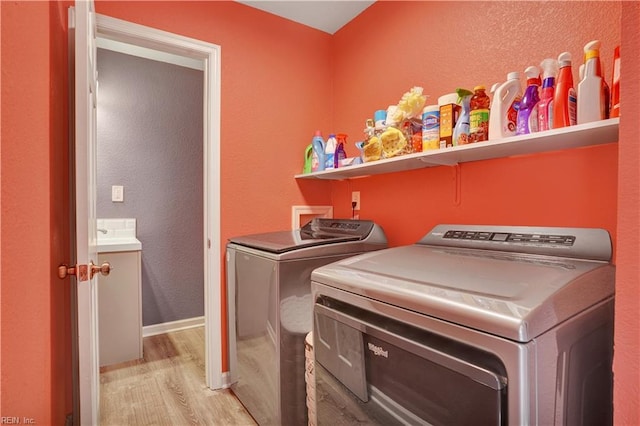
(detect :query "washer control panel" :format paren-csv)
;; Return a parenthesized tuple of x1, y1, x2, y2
(420, 224, 612, 261)
(443, 230, 576, 246)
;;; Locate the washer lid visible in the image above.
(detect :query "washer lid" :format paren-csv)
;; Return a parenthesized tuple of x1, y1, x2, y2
(311, 244, 614, 342)
(228, 230, 360, 254)
(228, 218, 377, 254)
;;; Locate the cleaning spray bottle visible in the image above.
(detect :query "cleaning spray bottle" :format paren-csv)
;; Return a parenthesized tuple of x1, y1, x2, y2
(333, 134, 348, 168)
(516, 66, 541, 135)
(537, 58, 558, 131)
(453, 88, 473, 146)
(577, 40, 608, 124)
(553, 52, 577, 128)
(311, 130, 325, 172)
(324, 134, 337, 170)
(489, 72, 522, 140)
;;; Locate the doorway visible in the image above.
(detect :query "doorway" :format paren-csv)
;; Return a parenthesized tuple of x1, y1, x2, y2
(92, 10, 223, 408)
(95, 40, 205, 346)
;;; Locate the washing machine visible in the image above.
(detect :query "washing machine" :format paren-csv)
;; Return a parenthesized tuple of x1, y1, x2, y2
(226, 218, 387, 425)
(311, 224, 615, 426)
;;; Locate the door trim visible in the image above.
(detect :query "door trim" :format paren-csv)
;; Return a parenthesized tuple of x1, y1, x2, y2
(69, 2, 101, 423)
(95, 14, 223, 389)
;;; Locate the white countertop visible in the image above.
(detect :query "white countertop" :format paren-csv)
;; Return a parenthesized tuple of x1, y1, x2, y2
(97, 237, 142, 253)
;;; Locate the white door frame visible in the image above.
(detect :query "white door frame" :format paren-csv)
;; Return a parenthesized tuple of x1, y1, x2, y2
(95, 14, 223, 389)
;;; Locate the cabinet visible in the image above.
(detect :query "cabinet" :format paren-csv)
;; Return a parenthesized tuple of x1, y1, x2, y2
(98, 250, 143, 366)
(295, 118, 619, 180)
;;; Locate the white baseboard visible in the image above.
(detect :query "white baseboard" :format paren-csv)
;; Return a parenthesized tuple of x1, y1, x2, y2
(221, 371, 234, 389)
(142, 316, 205, 337)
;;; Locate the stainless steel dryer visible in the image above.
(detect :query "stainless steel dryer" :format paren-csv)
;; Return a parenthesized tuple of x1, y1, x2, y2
(226, 218, 387, 425)
(311, 224, 615, 426)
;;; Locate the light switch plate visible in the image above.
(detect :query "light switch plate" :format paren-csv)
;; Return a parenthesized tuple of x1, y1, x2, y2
(112, 185, 124, 202)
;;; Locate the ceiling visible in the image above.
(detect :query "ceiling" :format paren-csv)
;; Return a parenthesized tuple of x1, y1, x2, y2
(237, 1, 375, 34)
(98, 1, 375, 68)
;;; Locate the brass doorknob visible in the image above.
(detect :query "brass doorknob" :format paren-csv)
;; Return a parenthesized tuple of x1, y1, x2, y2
(58, 264, 78, 280)
(90, 261, 111, 279)
(57, 261, 111, 281)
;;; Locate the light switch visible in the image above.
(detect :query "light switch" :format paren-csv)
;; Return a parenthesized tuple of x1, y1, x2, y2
(112, 185, 124, 202)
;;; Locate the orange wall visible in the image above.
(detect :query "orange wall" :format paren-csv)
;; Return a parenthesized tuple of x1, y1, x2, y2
(614, 3, 640, 425)
(0, 1, 636, 423)
(330, 1, 621, 247)
(1, 1, 72, 423)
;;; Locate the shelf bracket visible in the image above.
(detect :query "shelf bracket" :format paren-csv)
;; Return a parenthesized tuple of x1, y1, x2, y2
(419, 156, 459, 167)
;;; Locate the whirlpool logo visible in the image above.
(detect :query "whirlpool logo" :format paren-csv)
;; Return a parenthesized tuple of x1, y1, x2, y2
(367, 342, 388, 358)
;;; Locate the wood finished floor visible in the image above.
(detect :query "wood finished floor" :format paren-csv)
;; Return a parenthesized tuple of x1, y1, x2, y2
(100, 327, 257, 425)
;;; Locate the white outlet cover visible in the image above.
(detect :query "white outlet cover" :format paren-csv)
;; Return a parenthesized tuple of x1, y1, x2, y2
(112, 185, 124, 202)
(351, 191, 361, 210)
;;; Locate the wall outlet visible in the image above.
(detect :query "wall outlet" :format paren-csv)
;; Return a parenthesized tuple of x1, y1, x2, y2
(112, 185, 124, 202)
(351, 191, 361, 210)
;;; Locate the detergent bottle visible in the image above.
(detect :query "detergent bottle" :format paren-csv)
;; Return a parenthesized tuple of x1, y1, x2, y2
(488, 72, 522, 140)
(553, 52, 577, 128)
(324, 134, 337, 170)
(453, 88, 473, 146)
(577, 40, 608, 124)
(302, 144, 313, 174)
(490, 82, 500, 98)
(489, 82, 500, 111)
(516, 66, 541, 135)
(537, 58, 558, 131)
(311, 130, 325, 172)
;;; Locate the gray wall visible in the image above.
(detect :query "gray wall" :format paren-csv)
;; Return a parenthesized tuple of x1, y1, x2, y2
(97, 48, 204, 326)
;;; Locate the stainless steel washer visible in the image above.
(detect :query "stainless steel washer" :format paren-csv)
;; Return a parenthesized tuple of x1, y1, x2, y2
(226, 218, 387, 425)
(311, 224, 614, 426)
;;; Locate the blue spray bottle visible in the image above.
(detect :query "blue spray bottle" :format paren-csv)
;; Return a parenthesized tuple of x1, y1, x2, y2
(453, 88, 473, 146)
(516, 66, 541, 135)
